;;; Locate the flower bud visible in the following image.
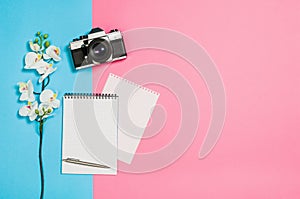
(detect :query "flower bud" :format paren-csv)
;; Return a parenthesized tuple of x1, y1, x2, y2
(47, 109, 52, 113)
(35, 109, 39, 114)
(43, 34, 48, 39)
(44, 41, 50, 48)
(36, 31, 41, 36)
(34, 38, 39, 43)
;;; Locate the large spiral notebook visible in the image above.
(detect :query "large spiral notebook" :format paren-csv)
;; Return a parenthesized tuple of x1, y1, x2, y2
(62, 93, 118, 175)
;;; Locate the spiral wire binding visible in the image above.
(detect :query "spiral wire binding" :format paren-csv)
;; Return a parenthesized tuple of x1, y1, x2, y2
(64, 93, 118, 99)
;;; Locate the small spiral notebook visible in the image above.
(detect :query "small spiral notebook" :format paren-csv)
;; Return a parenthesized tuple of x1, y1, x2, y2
(62, 93, 118, 175)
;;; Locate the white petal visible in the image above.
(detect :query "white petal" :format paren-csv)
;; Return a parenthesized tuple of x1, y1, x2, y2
(27, 80, 32, 88)
(48, 67, 57, 74)
(24, 52, 38, 69)
(28, 94, 35, 102)
(33, 59, 49, 70)
(29, 42, 35, 51)
(43, 53, 51, 60)
(35, 59, 48, 67)
(45, 46, 54, 54)
(26, 82, 35, 102)
(29, 41, 40, 52)
(52, 54, 61, 62)
(40, 89, 53, 102)
(19, 93, 28, 101)
(27, 80, 34, 93)
(32, 101, 38, 109)
(46, 46, 61, 61)
(33, 44, 40, 52)
(38, 67, 56, 83)
(28, 109, 36, 117)
(36, 65, 47, 75)
(29, 114, 37, 121)
(51, 99, 60, 108)
(19, 106, 29, 116)
(45, 66, 56, 74)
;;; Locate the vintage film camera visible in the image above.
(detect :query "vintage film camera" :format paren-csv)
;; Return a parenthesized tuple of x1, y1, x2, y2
(70, 27, 127, 70)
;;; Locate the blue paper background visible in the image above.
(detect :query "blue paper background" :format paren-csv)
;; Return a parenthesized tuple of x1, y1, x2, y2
(0, 0, 93, 198)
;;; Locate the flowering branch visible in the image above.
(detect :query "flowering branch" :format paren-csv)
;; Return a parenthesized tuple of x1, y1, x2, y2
(17, 31, 61, 199)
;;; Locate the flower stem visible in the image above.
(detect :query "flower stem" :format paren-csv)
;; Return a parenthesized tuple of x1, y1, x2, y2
(38, 35, 43, 49)
(39, 119, 44, 199)
(39, 79, 46, 199)
(33, 76, 50, 95)
(42, 78, 46, 90)
(44, 76, 50, 88)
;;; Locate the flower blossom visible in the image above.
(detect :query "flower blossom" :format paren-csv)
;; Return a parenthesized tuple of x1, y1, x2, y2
(36, 63, 57, 83)
(43, 45, 61, 61)
(18, 80, 35, 102)
(19, 101, 38, 121)
(24, 52, 48, 70)
(40, 89, 60, 109)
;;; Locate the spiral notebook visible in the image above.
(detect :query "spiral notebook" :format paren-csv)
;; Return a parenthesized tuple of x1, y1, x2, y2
(62, 93, 118, 175)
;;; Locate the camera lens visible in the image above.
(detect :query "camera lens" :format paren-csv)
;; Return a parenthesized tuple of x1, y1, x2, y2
(88, 38, 112, 63)
(93, 43, 106, 57)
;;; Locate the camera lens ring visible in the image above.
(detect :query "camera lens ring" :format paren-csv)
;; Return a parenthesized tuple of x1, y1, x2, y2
(88, 38, 112, 63)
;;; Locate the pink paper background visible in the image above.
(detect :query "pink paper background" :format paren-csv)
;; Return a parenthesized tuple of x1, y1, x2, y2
(92, 0, 300, 198)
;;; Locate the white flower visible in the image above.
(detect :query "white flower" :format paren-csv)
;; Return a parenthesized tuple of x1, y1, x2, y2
(29, 41, 41, 52)
(18, 80, 35, 102)
(24, 52, 48, 69)
(36, 63, 57, 83)
(43, 45, 61, 61)
(40, 89, 60, 109)
(19, 101, 38, 121)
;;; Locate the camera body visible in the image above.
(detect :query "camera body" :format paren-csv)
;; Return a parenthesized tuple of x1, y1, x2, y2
(69, 27, 127, 70)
